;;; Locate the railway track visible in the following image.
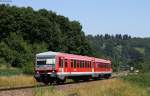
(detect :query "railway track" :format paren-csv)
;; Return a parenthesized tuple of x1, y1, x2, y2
(0, 76, 118, 92)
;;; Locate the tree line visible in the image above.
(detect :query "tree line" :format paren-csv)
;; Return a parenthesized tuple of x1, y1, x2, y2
(0, 4, 149, 73)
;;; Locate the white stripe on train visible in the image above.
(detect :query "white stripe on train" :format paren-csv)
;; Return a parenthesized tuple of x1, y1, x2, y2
(47, 71, 112, 75)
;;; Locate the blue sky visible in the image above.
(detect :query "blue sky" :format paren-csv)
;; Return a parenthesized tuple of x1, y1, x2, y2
(2, 0, 150, 37)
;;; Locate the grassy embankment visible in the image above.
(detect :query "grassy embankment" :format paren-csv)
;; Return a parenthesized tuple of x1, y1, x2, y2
(0, 68, 149, 96)
(0, 68, 36, 89)
(34, 73, 150, 96)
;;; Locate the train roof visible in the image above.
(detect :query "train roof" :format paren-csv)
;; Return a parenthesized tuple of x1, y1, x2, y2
(36, 51, 111, 63)
(36, 51, 58, 57)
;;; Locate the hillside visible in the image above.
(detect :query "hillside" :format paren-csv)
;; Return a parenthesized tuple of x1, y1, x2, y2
(0, 4, 150, 73)
(86, 35, 150, 72)
(0, 4, 92, 72)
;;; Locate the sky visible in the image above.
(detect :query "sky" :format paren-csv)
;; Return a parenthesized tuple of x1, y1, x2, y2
(1, 0, 150, 37)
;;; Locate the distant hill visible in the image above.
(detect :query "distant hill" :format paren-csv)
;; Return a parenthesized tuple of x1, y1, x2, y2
(86, 34, 150, 72)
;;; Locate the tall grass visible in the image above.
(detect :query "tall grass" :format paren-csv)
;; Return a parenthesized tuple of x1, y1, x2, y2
(0, 68, 23, 76)
(34, 79, 149, 96)
(34, 86, 66, 96)
(122, 73, 150, 87)
(0, 75, 37, 89)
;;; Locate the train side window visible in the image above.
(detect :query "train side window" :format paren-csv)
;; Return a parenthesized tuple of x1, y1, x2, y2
(97, 63, 99, 68)
(71, 59, 73, 68)
(105, 63, 107, 68)
(74, 60, 76, 68)
(65, 59, 68, 68)
(84, 61, 86, 68)
(89, 61, 91, 68)
(59, 57, 61, 67)
(106, 63, 108, 68)
(83, 61, 85, 68)
(99, 62, 101, 68)
(103, 63, 105, 68)
(80, 60, 82, 68)
(59, 57, 63, 68)
(87, 61, 89, 68)
(101, 63, 104, 68)
(77, 60, 79, 68)
(86, 61, 88, 68)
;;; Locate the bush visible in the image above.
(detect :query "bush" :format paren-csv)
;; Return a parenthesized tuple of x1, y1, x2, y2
(122, 73, 150, 87)
(22, 62, 34, 75)
(0, 68, 22, 76)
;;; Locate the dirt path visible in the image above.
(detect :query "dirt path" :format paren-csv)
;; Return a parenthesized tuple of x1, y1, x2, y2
(0, 88, 33, 96)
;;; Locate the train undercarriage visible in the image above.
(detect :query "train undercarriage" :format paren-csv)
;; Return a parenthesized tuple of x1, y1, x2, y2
(34, 73, 112, 85)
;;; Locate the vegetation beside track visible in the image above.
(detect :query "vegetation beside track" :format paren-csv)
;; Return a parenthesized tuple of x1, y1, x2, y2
(34, 78, 149, 96)
(122, 73, 150, 88)
(0, 75, 36, 89)
(0, 73, 149, 96)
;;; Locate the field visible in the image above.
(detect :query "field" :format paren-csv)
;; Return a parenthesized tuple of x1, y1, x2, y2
(0, 75, 37, 89)
(34, 78, 149, 96)
(0, 73, 150, 96)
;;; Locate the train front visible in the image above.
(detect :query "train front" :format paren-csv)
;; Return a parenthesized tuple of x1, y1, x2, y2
(34, 52, 57, 84)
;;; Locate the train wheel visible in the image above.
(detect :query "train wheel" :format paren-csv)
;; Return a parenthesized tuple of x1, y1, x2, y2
(56, 79, 65, 85)
(61, 79, 66, 84)
(104, 74, 111, 79)
(43, 81, 49, 85)
(73, 78, 79, 82)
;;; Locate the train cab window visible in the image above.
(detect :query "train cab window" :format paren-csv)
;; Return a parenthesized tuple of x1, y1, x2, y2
(71, 59, 73, 68)
(65, 59, 68, 68)
(74, 60, 76, 68)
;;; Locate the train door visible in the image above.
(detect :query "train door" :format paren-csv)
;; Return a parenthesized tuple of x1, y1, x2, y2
(59, 57, 64, 74)
(91, 60, 95, 77)
(64, 59, 68, 72)
(91, 60, 94, 73)
(70, 59, 74, 73)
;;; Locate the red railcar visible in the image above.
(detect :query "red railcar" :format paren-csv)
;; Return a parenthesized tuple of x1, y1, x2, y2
(34, 51, 112, 84)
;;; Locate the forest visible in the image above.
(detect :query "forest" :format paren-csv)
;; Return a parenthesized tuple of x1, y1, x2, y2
(0, 4, 150, 73)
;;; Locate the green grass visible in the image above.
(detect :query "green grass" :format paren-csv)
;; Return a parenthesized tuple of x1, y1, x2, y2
(34, 79, 149, 96)
(34, 86, 66, 96)
(0, 75, 37, 89)
(122, 73, 150, 87)
(0, 68, 23, 76)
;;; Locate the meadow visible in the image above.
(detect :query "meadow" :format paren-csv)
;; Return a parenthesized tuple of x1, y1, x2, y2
(34, 73, 150, 96)
(0, 75, 36, 89)
(0, 72, 149, 96)
(34, 78, 150, 96)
